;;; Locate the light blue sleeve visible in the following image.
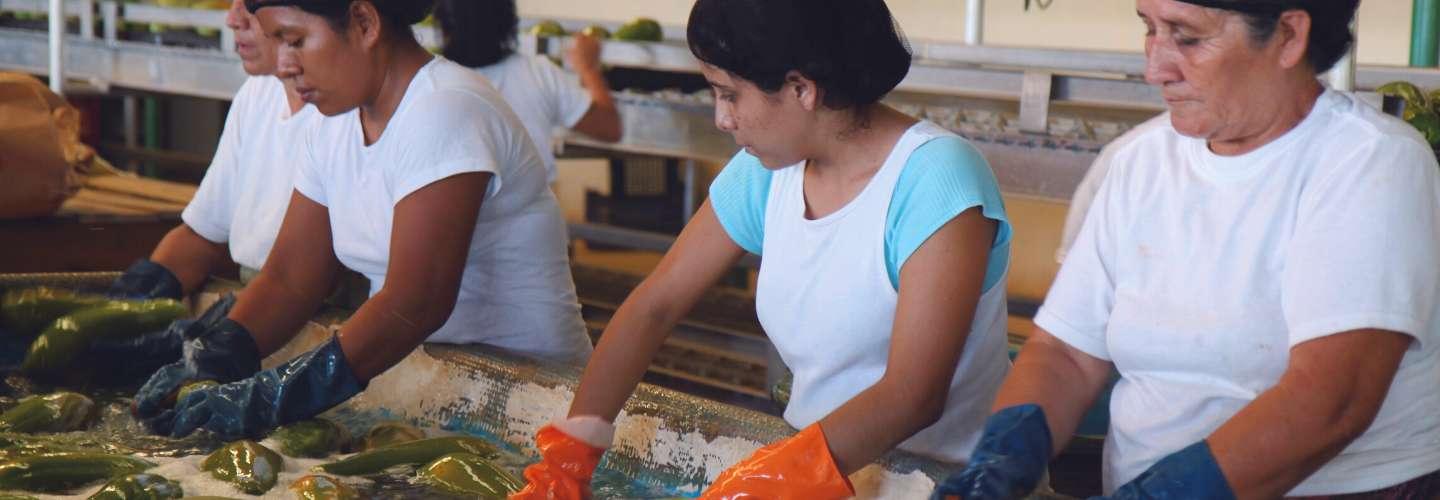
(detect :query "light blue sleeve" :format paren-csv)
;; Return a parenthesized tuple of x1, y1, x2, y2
(886, 137, 1012, 294)
(707, 151, 772, 255)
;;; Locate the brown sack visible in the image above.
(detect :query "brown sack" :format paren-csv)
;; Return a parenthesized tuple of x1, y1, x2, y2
(0, 72, 90, 220)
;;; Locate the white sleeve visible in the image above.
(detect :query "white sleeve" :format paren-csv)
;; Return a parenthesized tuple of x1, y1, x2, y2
(388, 90, 506, 204)
(1283, 137, 1440, 350)
(1033, 149, 1130, 361)
(290, 119, 328, 207)
(1057, 112, 1169, 263)
(543, 60, 594, 128)
(181, 80, 252, 243)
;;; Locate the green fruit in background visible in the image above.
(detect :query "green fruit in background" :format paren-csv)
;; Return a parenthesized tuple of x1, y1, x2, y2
(580, 25, 611, 38)
(1409, 109, 1440, 145)
(190, 0, 229, 9)
(415, 453, 522, 499)
(1377, 81, 1429, 112)
(614, 17, 662, 42)
(528, 20, 566, 37)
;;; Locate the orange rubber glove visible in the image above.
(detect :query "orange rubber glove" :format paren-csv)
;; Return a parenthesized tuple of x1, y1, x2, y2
(698, 423, 855, 500)
(509, 424, 609, 500)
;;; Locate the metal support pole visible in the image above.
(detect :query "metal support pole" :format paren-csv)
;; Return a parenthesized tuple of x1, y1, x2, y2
(682, 159, 696, 223)
(123, 95, 138, 172)
(1413, 0, 1440, 66)
(48, 0, 65, 95)
(101, 0, 118, 43)
(79, 1, 94, 39)
(965, 0, 984, 46)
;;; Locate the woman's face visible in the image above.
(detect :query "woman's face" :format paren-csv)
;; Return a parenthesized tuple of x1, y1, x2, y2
(255, 4, 376, 116)
(1138, 0, 1298, 141)
(703, 64, 816, 170)
(225, 0, 275, 75)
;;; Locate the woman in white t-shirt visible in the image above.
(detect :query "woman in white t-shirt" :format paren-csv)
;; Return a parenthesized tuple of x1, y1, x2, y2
(432, 0, 620, 185)
(131, 0, 592, 439)
(934, 0, 1440, 499)
(512, 1, 1012, 499)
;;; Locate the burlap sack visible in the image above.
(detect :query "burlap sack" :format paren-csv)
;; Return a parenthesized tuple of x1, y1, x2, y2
(0, 72, 90, 220)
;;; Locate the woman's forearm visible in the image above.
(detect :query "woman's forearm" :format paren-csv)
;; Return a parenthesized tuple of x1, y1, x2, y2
(568, 281, 685, 422)
(1207, 329, 1411, 500)
(150, 224, 231, 294)
(993, 329, 1113, 457)
(227, 270, 332, 356)
(334, 286, 449, 381)
(819, 376, 952, 474)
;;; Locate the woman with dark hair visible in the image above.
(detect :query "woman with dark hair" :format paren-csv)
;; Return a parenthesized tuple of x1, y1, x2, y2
(511, 0, 1012, 498)
(432, 0, 619, 185)
(933, 0, 1440, 499)
(129, 0, 592, 439)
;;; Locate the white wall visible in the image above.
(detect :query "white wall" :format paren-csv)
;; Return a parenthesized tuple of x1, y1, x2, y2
(518, 0, 1414, 66)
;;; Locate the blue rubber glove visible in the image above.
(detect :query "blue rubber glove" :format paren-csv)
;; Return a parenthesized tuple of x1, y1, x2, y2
(931, 404, 1053, 500)
(108, 258, 184, 300)
(92, 294, 238, 383)
(131, 312, 262, 419)
(1093, 441, 1236, 500)
(143, 335, 367, 439)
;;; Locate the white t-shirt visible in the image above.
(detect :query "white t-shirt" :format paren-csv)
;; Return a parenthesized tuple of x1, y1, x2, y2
(293, 56, 593, 366)
(1055, 112, 1169, 264)
(183, 76, 318, 270)
(1035, 90, 1440, 495)
(474, 53, 593, 184)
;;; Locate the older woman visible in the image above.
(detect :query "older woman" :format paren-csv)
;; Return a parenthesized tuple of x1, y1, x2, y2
(934, 0, 1440, 499)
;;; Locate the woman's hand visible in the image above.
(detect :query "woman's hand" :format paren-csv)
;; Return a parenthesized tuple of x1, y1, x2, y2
(565, 34, 622, 142)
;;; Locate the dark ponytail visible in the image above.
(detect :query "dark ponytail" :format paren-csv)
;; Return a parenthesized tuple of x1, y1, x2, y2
(433, 0, 518, 68)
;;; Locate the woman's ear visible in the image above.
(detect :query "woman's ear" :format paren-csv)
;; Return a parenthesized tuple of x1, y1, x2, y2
(1274, 9, 1312, 70)
(786, 70, 819, 111)
(351, 0, 382, 50)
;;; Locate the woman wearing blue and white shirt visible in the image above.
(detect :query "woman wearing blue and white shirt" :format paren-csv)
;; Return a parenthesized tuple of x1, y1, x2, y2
(512, 1, 1012, 498)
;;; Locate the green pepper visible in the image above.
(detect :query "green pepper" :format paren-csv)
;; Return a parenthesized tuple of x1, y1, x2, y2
(0, 393, 96, 434)
(0, 494, 39, 500)
(200, 440, 285, 495)
(770, 372, 793, 412)
(86, 473, 184, 500)
(1, 287, 109, 338)
(0, 453, 155, 492)
(416, 453, 523, 499)
(287, 475, 360, 500)
(528, 20, 566, 37)
(313, 436, 501, 476)
(580, 25, 611, 38)
(270, 418, 352, 458)
(358, 419, 425, 451)
(22, 299, 188, 383)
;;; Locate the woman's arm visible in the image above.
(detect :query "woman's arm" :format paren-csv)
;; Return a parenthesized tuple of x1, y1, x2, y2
(227, 190, 344, 356)
(150, 224, 232, 295)
(568, 201, 746, 421)
(1209, 329, 1411, 500)
(818, 207, 1000, 474)
(331, 172, 491, 381)
(564, 34, 622, 143)
(992, 327, 1115, 457)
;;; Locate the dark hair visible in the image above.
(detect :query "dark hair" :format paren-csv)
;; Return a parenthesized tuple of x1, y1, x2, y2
(433, 0, 517, 68)
(687, 0, 911, 111)
(1205, 0, 1360, 74)
(245, 0, 435, 41)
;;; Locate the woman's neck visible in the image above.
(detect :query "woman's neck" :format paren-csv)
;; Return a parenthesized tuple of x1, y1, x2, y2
(807, 105, 918, 182)
(1207, 76, 1323, 156)
(358, 40, 435, 145)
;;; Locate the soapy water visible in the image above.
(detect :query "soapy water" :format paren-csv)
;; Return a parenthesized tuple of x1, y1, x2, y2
(0, 374, 681, 500)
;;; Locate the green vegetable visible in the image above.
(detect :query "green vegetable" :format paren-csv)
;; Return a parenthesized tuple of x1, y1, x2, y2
(1, 287, 108, 338)
(358, 419, 425, 451)
(0, 393, 96, 434)
(0, 494, 39, 500)
(200, 440, 284, 495)
(1378, 81, 1429, 110)
(313, 436, 500, 476)
(416, 453, 523, 499)
(0, 453, 155, 492)
(270, 418, 351, 458)
(770, 371, 793, 412)
(580, 25, 610, 38)
(22, 299, 188, 383)
(614, 18, 663, 42)
(528, 20, 565, 37)
(287, 475, 359, 500)
(86, 473, 184, 500)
